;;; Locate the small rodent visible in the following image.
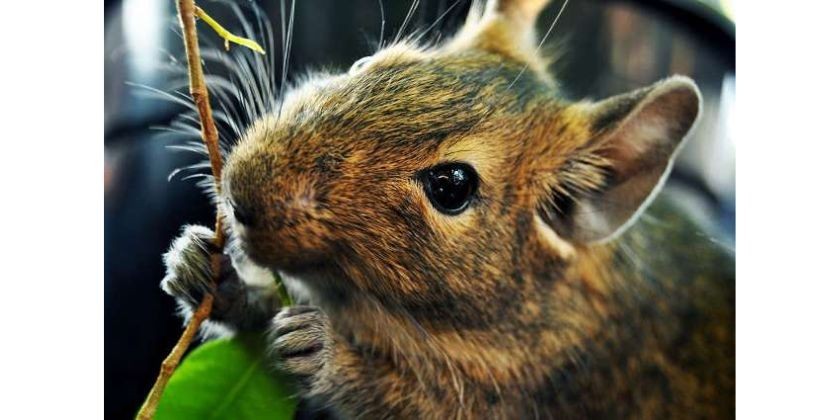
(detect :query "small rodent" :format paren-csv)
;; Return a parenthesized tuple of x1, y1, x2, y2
(161, 0, 734, 418)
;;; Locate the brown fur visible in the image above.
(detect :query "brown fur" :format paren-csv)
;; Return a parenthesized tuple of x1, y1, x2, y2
(188, 1, 734, 418)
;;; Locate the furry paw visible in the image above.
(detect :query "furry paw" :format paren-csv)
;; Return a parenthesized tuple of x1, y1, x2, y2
(160, 225, 243, 317)
(268, 306, 334, 382)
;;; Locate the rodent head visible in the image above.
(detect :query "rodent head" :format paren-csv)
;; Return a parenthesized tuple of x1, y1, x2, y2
(221, 0, 700, 314)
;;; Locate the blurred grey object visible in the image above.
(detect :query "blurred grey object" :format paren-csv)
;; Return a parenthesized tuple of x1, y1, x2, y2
(104, 1, 734, 418)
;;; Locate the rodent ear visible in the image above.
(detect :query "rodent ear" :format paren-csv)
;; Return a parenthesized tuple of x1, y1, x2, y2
(494, 0, 551, 30)
(542, 76, 702, 244)
(446, 0, 551, 67)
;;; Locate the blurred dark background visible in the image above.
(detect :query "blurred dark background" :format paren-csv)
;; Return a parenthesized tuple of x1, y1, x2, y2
(104, 0, 734, 418)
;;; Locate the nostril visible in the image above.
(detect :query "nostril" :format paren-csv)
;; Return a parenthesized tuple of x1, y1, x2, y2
(230, 200, 255, 227)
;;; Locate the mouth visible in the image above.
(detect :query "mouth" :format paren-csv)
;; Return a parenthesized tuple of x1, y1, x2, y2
(235, 228, 331, 275)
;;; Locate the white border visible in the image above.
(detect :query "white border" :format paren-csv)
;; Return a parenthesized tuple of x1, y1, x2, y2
(738, 0, 840, 418)
(3, 0, 840, 418)
(1, 1, 104, 417)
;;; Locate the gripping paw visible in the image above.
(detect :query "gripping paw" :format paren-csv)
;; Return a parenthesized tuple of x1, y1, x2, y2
(268, 306, 335, 381)
(160, 225, 242, 317)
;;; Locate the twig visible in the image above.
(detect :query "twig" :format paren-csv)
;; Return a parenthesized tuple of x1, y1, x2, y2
(136, 1, 226, 418)
(196, 6, 266, 54)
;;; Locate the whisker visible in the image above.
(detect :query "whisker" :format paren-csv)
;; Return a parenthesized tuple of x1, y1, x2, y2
(181, 172, 215, 182)
(150, 124, 190, 135)
(414, 0, 464, 42)
(395, 0, 421, 44)
(377, 0, 386, 50)
(126, 82, 194, 109)
(167, 161, 212, 182)
(166, 143, 210, 155)
(201, 49, 259, 122)
(280, 0, 297, 98)
(229, 3, 270, 111)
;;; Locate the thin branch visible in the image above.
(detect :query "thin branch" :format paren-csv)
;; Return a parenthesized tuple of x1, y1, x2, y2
(136, 0, 226, 418)
(135, 294, 214, 420)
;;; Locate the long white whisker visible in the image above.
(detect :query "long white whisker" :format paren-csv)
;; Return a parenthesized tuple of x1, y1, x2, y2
(233, 51, 267, 116)
(281, 0, 297, 98)
(395, 0, 420, 44)
(229, 2, 274, 116)
(377, 0, 386, 50)
(166, 143, 209, 154)
(201, 49, 259, 123)
(414, 0, 464, 42)
(126, 82, 194, 109)
(249, 2, 277, 103)
(167, 161, 212, 182)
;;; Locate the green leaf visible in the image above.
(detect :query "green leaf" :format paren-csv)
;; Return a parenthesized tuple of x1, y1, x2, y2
(154, 334, 298, 420)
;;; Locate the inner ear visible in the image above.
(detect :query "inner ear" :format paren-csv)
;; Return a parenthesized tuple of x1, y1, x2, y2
(541, 76, 702, 244)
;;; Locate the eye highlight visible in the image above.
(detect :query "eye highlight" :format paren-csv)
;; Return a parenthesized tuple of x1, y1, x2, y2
(419, 162, 479, 215)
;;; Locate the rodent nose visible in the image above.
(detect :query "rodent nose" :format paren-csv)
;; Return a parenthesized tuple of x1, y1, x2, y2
(230, 200, 256, 227)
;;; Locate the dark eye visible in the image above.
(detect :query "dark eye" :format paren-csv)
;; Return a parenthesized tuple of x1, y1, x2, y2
(420, 162, 479, 215)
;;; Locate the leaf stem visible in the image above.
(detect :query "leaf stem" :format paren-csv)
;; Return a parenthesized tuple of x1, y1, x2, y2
(195, 6, 266, 54)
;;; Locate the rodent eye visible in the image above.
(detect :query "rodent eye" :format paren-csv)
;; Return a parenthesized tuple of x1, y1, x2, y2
(350, 56, 372, 73)
(228, 198, 255, 227)
(420, 162, 479, 215)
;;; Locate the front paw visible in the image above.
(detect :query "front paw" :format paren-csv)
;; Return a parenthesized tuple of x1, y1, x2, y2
(268, 306, 334, 382)
(160, 225, 242, 318)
